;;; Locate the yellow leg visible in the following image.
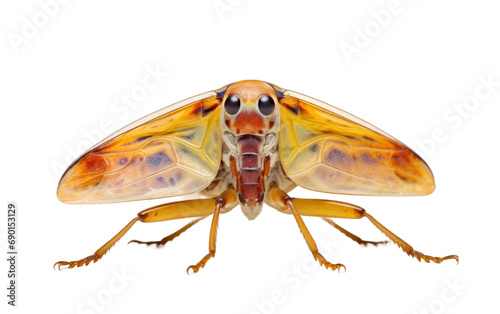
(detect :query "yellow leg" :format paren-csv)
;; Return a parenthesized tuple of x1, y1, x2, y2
(187, 188, 238, 274)
(322, 218, 388, 246)
(54, 217, 139, 270)
(128, 216, 207, 247)
(268, 185, 346, 272)
(269, 188, 458, 265)
(54, 188, 237, 270)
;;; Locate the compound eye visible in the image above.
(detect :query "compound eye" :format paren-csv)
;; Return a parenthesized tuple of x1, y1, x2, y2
(258, 95, 275, 116)
(224, 94, 241, 115)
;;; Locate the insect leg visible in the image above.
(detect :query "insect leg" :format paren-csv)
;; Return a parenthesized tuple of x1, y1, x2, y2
(128, 216, 207, 247)
(321, 218, 388, 246)
(286, 198, 459, 264)
(186, 187, 238, 274)
(54, 217, 139, 270)
(267, 184, 346, 272)
(54, 188, 237, 270)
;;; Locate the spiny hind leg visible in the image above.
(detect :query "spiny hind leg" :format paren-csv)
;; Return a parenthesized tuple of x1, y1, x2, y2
(290, 198, 459, 264)
(322, 218, 388, 246)
(268, 185, 345, 272)
(54, 197, 230, 270)
(129, 216, 207, 247)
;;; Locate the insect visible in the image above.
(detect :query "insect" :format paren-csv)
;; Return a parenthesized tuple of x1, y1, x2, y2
(54, 80, 458, 273)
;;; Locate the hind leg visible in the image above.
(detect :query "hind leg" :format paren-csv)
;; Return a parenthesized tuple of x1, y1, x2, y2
(322, 218, 388, 246)
(129, 216, 207, 247)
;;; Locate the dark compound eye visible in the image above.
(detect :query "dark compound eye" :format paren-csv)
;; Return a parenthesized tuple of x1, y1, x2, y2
(225, 94, 241, 115)
(258, 95, 275, 116)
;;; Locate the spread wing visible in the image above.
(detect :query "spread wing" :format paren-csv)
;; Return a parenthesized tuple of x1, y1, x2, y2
(57, 91, 223, 204)
(278, 90, 435, 196)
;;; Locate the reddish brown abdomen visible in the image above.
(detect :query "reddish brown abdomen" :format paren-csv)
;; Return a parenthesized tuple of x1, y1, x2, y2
(237, 135, 264, 206)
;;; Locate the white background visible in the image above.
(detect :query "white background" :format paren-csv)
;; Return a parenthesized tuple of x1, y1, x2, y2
(1, 0, 499, 313)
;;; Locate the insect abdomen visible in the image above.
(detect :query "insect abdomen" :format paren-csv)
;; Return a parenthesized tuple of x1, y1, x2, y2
(237, 135, 264, 206)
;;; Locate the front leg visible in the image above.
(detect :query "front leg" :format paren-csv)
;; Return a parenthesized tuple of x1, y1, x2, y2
(187, 187, 238, 274)
(268, 185, 346, 272)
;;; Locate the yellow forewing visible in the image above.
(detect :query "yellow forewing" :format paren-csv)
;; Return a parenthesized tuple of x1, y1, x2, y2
(278, 90, 435, 196)
(57, 92, 222, 203)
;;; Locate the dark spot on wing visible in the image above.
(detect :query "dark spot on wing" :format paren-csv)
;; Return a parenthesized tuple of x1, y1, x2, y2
(345, 135, 356, 140)
(156, 177, 164, 183)
(268, 121, 274, 128)
(130, 156, 144, 165)
(326, 149, 348, 164)
(310, 144, 318, 153)
(363, 136, 375, 142)
(147, 152, 172, 169)
(361, 153, 377, 165)
(391, 155, 401, 163)
(169, 177, 175, 186)
(135, 136, 152, 143)
(225, 119, 231, 128)
(202, 103, 218, 116)
(191, 104, 202, 115)
(181, 132, 196, 140)
(284, 104, 299, 114)
(395, 172, 408, 182)
(119, 157, 128, 165)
